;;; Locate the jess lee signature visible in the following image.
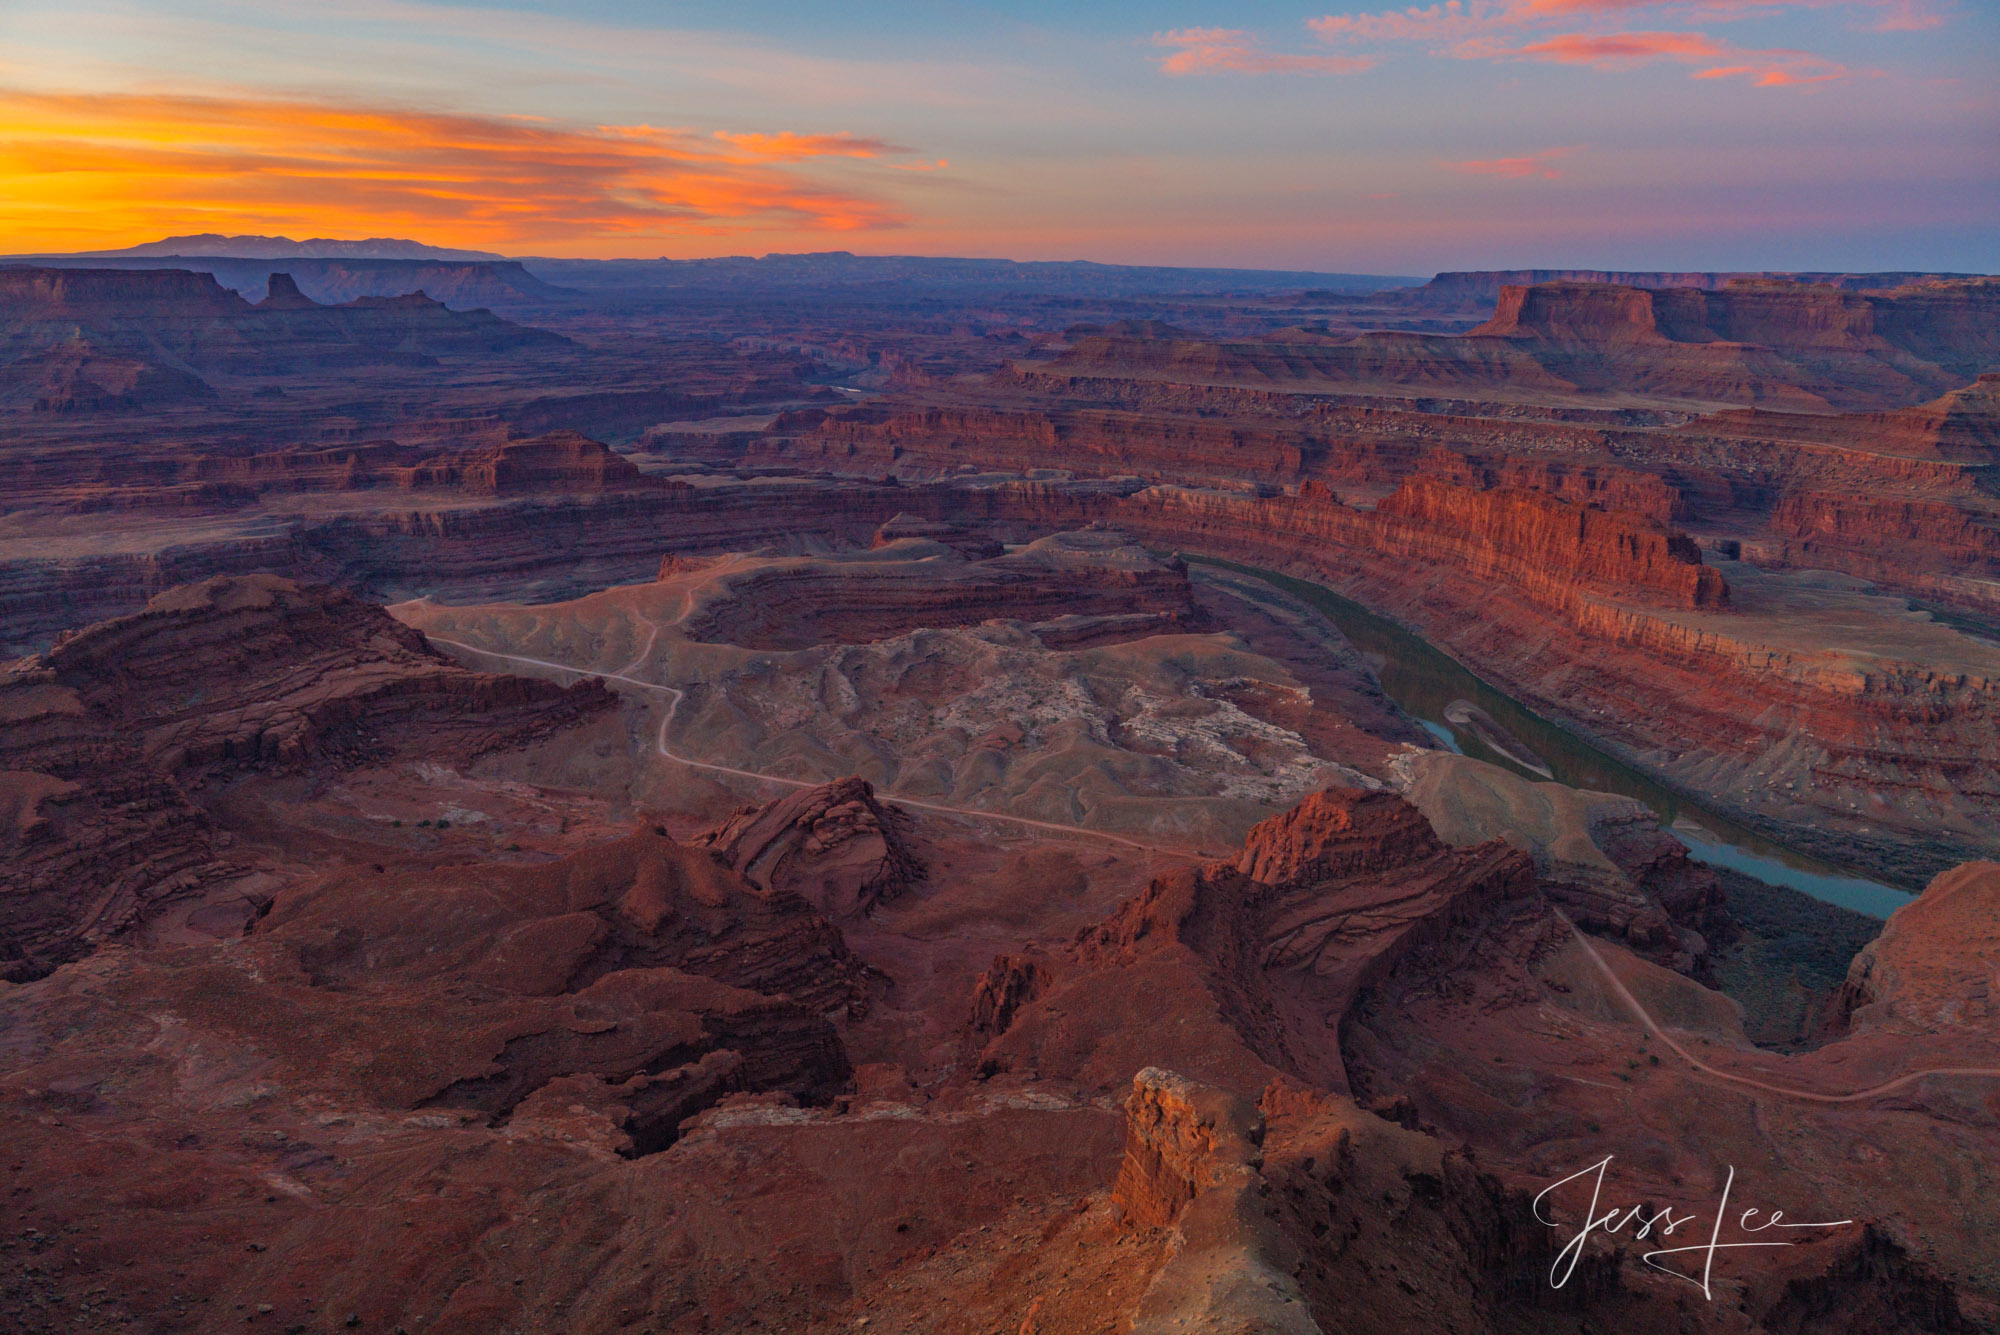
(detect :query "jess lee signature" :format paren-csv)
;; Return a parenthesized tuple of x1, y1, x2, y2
(1534, 1155, 1853, 1299)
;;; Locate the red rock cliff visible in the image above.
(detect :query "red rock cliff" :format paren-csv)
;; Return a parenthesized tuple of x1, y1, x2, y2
(1372, 477, 1728, 609)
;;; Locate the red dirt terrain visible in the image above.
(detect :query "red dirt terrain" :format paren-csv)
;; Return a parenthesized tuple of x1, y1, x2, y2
(6, 746, 1994, 1331)
(2, 259, 1997, 1332)
(0, 574, 609, 982)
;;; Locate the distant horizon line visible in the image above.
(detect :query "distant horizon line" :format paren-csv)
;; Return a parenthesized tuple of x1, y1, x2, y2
(2, 242, 1990, 283)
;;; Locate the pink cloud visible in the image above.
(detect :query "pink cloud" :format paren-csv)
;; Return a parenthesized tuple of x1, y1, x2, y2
(1509, 29, 1728, 62)
(1155, 27, 1377, 74)
(1442, 143, 1585, 177)
(1504, 28, 1851, 81)
(1693, 56, 1850, 82)
(1302, 0, 1922, 85)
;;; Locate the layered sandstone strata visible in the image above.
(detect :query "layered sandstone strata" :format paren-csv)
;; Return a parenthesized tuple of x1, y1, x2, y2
(979, 786, 1535, 1093)
(1467, 278, 2000, 405)
(1757, 489, 2000, 613)
(976, 789, 1993, 1326)
(1372, 477, 1727, 608)
(674, 528, 1198, 650)
(698, 776, 927, 919)
(1111, 1069, 1317, 1334)
(16, 337, 218, 413)
(0, 434, 656, 528)
(0, 451, 1988, 877)
(1837, 861, 2000, 1035)
(0, 265, 567, 403)
(926, 479, 1993, 878)
(0, 574, 609, 979)
(1393, 750, 1725, 968)
(2, 774, 1991, 1330)
(1025, 279, 1999, 411)
(275, 824, 864, 1151)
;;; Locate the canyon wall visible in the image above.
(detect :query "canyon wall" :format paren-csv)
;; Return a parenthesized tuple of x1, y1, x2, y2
(1372, 478, 1726, 608)
(0, 574, 609, 980)
(7, 461, 1989, 875)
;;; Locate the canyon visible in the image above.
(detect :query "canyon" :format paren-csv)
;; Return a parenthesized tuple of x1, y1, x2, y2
(1, 253, 1996, 1333)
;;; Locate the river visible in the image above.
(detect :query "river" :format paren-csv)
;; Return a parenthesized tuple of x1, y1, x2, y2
(1192, 558, 1915, 920)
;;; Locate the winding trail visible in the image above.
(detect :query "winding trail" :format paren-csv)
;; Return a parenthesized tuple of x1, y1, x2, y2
(1556, 912, 2000, 1104)
(423, 623, 1997, 1105)
(425, 631, 1190, 858)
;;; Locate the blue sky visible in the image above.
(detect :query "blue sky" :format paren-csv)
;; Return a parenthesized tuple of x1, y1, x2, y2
(1, 0, 1993, 270)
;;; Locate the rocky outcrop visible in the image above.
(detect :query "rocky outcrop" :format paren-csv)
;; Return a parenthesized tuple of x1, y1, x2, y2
(1836, 861, 1999, 1035)
(514, 380, 834, 440)
(1878, 372, 2000, 461)
(1113, 1068, 1319, 1335)
(1113, 1067, 1269, 1231)
(256, 272, 318, 310)
(967, 952, 1048, 1038)
(41, 573, 609, 773)
(0, 475, 914, 652)
(1232, 786, 1442, 885)
(753, 401, 1325, 485)
(392, 430, 646, 494)
(2, 432, 653, 511)
(1688, 374, 2000, 494)
(697, 776, 926, 920)
(0, 574, 610, 980)
(983, 787, 1535, 1094)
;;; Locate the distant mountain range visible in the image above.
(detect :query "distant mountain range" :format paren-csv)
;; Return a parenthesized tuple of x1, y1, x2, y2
(46, 235, 507, 262)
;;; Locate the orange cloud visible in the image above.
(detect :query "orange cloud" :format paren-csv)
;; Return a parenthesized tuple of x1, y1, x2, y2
(709, 131, 912, 161)
(1443, 144, 1584, 177)
(0, 87, 916, 254)
(1155, 28, 1376, 74)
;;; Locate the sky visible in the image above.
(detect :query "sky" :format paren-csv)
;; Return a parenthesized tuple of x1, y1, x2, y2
(0, 0, 1994, 273)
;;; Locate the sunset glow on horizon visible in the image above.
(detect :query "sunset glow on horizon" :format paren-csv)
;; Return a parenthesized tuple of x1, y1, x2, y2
(0, 0, 1992, 268)
(0, 87, 918, 254)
